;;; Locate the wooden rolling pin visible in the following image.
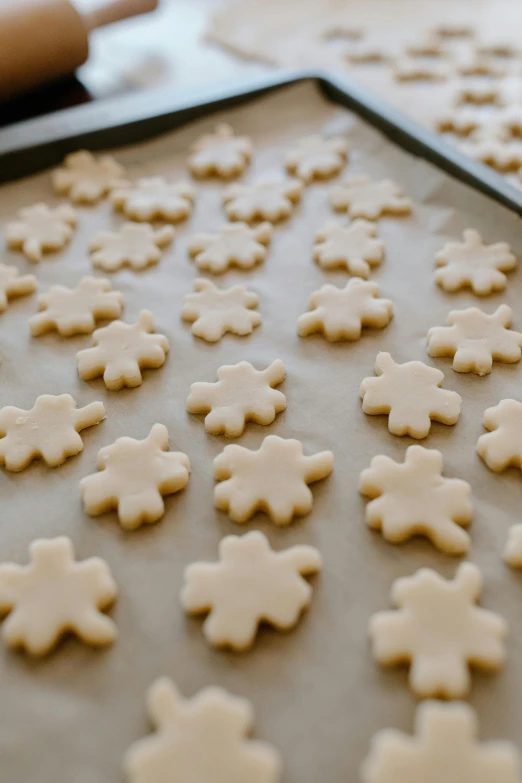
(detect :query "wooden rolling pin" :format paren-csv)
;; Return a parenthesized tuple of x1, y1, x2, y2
(0, 0, 159, 101)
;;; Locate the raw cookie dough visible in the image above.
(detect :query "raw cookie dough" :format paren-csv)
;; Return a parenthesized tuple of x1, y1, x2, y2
(188, 222, 272, 274)
(5, 203, 77, 262)
(330, 175, 412, 220)
(361, 701, 521, 783)
(360, 445, 473, 554)
(0, 263, 36, 312)
(369, 562, 507, 699)
(427, 304, 522, 375)
(112, 178, 195, 222)
(284, 134, 349, 183)
(187, 359, 286, 437)
(222, 178, 303, 223)
(0, 394, 104, 471)
(188, 123, 253, 179)
(313, 219, 385, 276)
(81, 423, 190, 530)
(213, 434, 334, 524)
(123, 677, 282, 783)
(77, 310, 169, 390)
(89, 223, 175, 272)
(504, 525, 522, 568)
(181, 278, 261, 342)
(181, 530, 321, 649)
(297, 279, 393, 341)
(52, 150, 127, 204)
(434, 229, 517, 295)
(476, 399, 522, 471)
(360, 352, 462, 438)
(29, 276, 124, 337)
(0, 536, 117, 655)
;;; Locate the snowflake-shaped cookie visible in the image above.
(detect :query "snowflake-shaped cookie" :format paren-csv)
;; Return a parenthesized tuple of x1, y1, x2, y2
(0, 394, 104, 471)
(285, 134, 349, 182)
(360, 445, 473, 554)
(188, 123, 253, 178)
(188, 222, 272, 274)
(29, 276, 124, 337)
(181, 278, 261, 342)
(77, 310, 169, 390)
(214, 435, 334, 524)
(89, 223, 175, 272)
(313, 219, 385, 276)
(369, 562, 507, 698)
(435, 229, 517, 295)
(504, 524, 522, 568)
(298, 279, 393, 341)
(457, 51, 506, 77)
(454, 80, 504, 106)
(330, 175, 412, 220)
(462, 128, 522, 171)
(222, 178, 303, 223)
(0, 263, 36, 312)
(52, 150, 127, 204)
(181, 530, 321, 649)
(0, 536, 117, 655)
(5, 203, 77, 262)
(427, 304, 522, 376)
(112, 177, 195, 222)
(81, 423, 190, 530)
(435, 107, 483, 136)
(360, 352, 462, 438)
(393, 57, 450, 82)
(361, 701, 521, 783)
(123, 677, 281, 783)
(477, 398, 522, 472)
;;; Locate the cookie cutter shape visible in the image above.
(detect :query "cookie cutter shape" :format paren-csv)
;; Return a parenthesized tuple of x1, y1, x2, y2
(223, 177, 303, 223)
(313, 219, 385, 277)
(298, 279, 393, 341)
(477, 399, 522, 472)
(0, 263, 36, 312)
(188, 222, 272, 274)
(427, 304, 522, 376)
(77, 310, 169, 390)
(30, 276, 124, 337)
(361, 701, 521, 783)
(369, 562, 507, 698)
(461, 127, 522, 172)
(187, 359, 286, 437)
(89, 223, 175, 272)
(188, 123, 253, 179)
(330, 174, 412, 220)
(360, 445, 473, 554)
(112, 177, 195, 222)
(214, 434, 334, 524)
(182, 278, 261, 342)
(435, 229, 516, 295)
(0, 536, 117, 655)
(5, 203, 77, 262)
(123, 677, 282, 783)
(81, 423, 190, 530)
(0, 394, 104, 472)
(52, 150, 127, 204)
(360, 352, 462, 439)
(285, 134, 349, 183)
(504, 524, 522, 568)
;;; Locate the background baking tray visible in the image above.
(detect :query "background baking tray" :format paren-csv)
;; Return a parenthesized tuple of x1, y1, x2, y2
(2, 74, 522, 783)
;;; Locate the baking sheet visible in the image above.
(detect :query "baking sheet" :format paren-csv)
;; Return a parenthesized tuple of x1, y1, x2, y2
(1, 81, 522, 782)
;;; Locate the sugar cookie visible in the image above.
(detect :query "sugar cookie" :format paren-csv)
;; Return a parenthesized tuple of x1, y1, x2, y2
(405, 33, 445, 57)
(112, 178, 195, 222)
(214, 434, 333, 524)
(297, 279, 393, 341)
(461, 127, 522, 171)
(81, 423, 190, 530)
(181, 278, 261, 342)
(181, 531, 321, 649)
(360, 352, 461, 438)
(76, 310, 169, 390)
(5, 203, 77, 262)
(285, 134, 349, 183)
(30, 276, 124, 337)
(0, 394, 104, 471)
(188, 123, 253, 179)
(52, 150, 127, 204)
(0, 263, 36, 312)
(0, 536, 117, 655)
(434, 107, 483, 136)
(456, 51, 506, 77)
(454, 81, 503, 105)
(123, 677, 282, 783)
(477, 399, 522, 472)
(223, 178, 303, 223)
(393, 57, 449, 82)
(369, 562, 507, 698)
(504, 524, 522, 568)
(435, 229, 516, 295)
(330, 175, 412, 220)
(187, 359, 286, 437)
(188, 222, 272, 274)
(433, 23, 474, 38)
(313, 219, 385, 276)
(89, 223, 175, 272)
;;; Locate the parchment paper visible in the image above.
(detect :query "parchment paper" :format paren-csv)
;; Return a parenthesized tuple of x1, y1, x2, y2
(2, 81, 522, 782)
